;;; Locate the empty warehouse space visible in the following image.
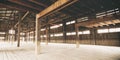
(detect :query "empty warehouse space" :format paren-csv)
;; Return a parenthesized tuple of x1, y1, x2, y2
(0, 0, 120, 60)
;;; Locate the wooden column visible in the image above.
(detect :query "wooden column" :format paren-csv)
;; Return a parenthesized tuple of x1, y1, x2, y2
(63, 21, 66, 43)
(90, 28, 97, 45)
(17, 23, 20, 47)
(15, 30, 17, 41)
(11, 33, 14, 44)
(6, 31, 9, 42)
(93, 28, 97, 45)
(75, 24, 79, 48)
(45, 25, 48, 45)
(48, 25, 50, 42)
(35, 15, 41, 54)
(33, 31, 35, 43)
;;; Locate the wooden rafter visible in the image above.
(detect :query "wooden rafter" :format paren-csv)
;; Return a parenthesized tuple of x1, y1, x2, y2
(0, 1, 38, 13)
(28, 0, 48, 8)
(37, 0, 78, 19)
(8, 0, 42, 11)
(76, 16, 120, 28)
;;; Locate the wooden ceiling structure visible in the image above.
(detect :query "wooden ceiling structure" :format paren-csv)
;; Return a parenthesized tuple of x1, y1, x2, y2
(0, 0, 120, 32)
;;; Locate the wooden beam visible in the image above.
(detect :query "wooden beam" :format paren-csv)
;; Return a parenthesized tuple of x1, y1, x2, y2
(45, 25, 49, 45)
(0, 3, 26, 12)
(35, 15, 41, 54)
(28, 0, 48, 8)
(37, 0, 78, 19)
(63, 21, 66, 43)
(0, 1, 38, 13)
(35, 0, 77, 54)
(17, 22, 20, 47)
(14, 11, 29, 28)
(75, 24, 79, 48)
(8, 0, 41, 11)
(76, 16, 116, 27)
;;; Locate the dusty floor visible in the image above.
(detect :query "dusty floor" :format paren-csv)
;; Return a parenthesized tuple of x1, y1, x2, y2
(0, 41, 120, 60)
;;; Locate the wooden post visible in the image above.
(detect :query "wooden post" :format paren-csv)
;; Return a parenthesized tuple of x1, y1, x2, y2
(35, 15, 41, 54)
(28, 32, 30, 41)
(11, 34, 14, 44)
(45, 25, 48, 45)
(6, 31, 9, 42)
(75, 24, 79, 48)
(48, 25, 50, 42)
(90, 28, 97, 45)
(93, 28, 97, 45)
(15, 30, 17, 41)
(33, 31, 35, 43)
(63, 21, 66, 43)
(17, 23, 20, 47)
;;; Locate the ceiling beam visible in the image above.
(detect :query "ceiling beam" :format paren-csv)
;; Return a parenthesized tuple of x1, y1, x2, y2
(37, 0, 78, 19)
(14, 11, 29, 28)
(28, 0, 48, 8)
(7, 0, 42, 11)
(0, 3, 26, 12)
(76, 16, 120, 28)
(0, 1, 38, 13)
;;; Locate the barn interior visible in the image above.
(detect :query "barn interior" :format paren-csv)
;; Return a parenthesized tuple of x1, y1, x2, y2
(0, 0, 120, 60)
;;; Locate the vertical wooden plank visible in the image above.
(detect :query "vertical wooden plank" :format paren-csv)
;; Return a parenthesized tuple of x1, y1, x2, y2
(35, 15, 41, 54)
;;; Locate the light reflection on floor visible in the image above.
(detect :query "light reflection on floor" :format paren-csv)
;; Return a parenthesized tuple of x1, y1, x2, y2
(0, 41, 120, 60)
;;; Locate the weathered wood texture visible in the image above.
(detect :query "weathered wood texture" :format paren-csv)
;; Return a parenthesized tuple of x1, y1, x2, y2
(37, 0, 77, 19)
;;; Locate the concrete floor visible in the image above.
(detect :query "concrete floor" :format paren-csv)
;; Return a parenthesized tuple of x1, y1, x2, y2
(0, 41, 120, 60)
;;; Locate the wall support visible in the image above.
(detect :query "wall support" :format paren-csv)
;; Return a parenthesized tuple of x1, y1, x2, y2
(45, 25, 49, 45)
(17, 23, 20, 47)
(75, 24, 79, 48)
(35, 15, 41, 55)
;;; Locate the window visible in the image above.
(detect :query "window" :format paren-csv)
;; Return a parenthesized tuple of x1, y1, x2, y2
(66, 32, 76, 35)
(66, 20, 75, 25)
(41, 35, 46, 38)
(6, 14, 11, 16)
(41, 28, 45, 31)
(109, 28, 120, 32)
(29, 36, 34, 38)
(0, 37, 5, 40)
(96, 12, 106, 18)
(96, 8, 119, 18)
(115, 28, 120, 32)
(50, 24, 62, 29)
(97, 27, 120, 33)
(78, 32, 82, 34)
(54, 33, 63, 37)
(50, 34, 54, 37)
(77, 17, 88, 22)
(0, 32, 5, 34)
(109, 28, 116, 32)
(0, 11, 5, 13)
(83, 30, 90, 34)
(98, 29, 108, 33)
(20, 33, 25, 35)
(30, 31, 34, 34)
(9, 29, 15, 34)
(50, 33, 63, 37)
(6, 11, 12, 13)
(66, 30, 90, 36)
